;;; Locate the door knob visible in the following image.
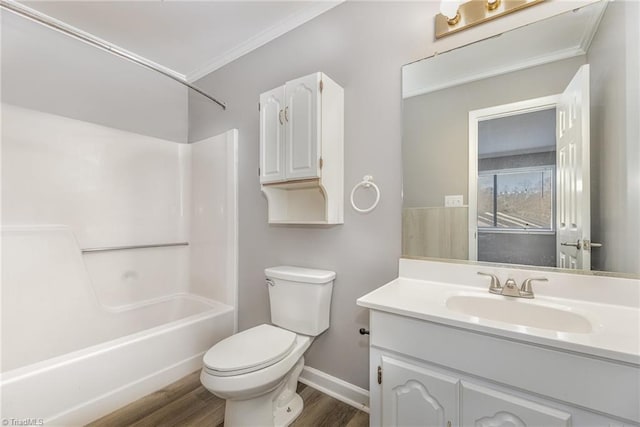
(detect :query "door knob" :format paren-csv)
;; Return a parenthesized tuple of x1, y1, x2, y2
(561, 240, 582, 250)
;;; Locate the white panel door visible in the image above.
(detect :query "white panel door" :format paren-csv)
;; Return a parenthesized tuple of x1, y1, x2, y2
(259, 86, 286, 183)
(284, 73, 321, 181)
(461, 382, 571, 427)
(556, 65, 591, 270)
(382, 356, 458, 427)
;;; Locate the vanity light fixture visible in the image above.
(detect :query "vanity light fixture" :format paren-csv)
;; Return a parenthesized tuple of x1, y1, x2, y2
(487, 0, 500, 10)
(440, 0, 461, 25)
(435, 0, 545, 39)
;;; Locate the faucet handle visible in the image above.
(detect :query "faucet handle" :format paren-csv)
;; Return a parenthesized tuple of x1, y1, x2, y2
(477, 272, 502, 293)
(521, 277, 548, 294)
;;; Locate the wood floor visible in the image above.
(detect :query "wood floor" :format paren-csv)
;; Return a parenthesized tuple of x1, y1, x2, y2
(87, 371, 369, 427)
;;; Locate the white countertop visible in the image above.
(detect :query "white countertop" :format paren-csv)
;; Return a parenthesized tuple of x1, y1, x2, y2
(357, 276, 640, 365)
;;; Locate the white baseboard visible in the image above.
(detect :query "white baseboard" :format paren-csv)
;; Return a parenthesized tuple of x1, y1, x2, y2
(299, 366, 370, 413)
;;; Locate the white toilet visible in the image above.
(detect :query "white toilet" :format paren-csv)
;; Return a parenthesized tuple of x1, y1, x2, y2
(200, 266, 335, 427)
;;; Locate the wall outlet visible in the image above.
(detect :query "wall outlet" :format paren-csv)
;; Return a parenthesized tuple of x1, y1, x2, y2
(445, 195, 464, 207)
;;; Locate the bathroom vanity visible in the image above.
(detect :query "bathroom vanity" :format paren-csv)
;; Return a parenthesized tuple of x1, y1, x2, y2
(357, 259, 640, 427)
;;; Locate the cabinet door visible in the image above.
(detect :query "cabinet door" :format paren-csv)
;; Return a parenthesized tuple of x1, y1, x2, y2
(382, 356, 459, 427)
(461, 382, 571, 427)
(284, 73, 321, 181)
(260, 86, 286, 183)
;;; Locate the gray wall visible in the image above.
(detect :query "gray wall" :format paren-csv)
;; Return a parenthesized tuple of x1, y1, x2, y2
(1, 9, 188, 142)
(188, 1, 433, 389)
(402, 56, 585, 208)
(588, 0, 640, 274)
(186, 0, 606, 391)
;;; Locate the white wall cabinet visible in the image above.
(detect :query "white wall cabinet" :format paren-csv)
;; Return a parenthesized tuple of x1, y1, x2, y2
(368, 310, 634, 427)
(283, 73, 321, 181)
(259, 72, 344, 224)
(259, 86, 285, 183)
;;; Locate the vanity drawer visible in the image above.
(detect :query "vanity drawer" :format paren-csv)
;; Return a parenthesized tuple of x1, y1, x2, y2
(370, 310, 640, 422)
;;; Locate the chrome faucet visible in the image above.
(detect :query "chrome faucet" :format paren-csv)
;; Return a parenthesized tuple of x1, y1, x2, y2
(477, 272, 547, 299)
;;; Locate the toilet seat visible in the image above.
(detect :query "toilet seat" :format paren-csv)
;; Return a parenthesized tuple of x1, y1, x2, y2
(203, 324, 296, 377)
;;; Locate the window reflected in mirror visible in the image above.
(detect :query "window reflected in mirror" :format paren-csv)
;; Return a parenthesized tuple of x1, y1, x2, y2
(477, 168, 554, 231)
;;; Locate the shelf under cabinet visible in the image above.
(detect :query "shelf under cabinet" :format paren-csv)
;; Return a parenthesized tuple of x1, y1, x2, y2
(262, 179, 341, 225)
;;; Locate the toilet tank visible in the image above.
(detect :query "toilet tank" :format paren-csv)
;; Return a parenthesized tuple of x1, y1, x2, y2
(265, 266, 335, 336)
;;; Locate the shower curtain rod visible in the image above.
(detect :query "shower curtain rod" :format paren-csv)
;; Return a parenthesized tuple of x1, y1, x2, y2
(0, 0, 227, 110)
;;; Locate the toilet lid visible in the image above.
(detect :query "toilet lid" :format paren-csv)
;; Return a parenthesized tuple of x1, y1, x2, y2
(203, 324, 296, 376)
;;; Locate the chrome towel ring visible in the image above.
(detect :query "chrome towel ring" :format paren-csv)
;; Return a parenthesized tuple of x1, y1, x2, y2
(350, 175, 380, 213)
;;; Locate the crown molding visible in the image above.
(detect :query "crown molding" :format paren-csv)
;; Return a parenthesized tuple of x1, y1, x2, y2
(403, 46, 587, 100)
(185, 1, 342, 83)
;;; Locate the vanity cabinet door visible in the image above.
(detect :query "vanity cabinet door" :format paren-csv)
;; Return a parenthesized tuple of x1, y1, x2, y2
(284, 73, 321, 181)
(259, 85, 286, 184)
(381, 356, 459, 427)
(461, 382, 571, 427)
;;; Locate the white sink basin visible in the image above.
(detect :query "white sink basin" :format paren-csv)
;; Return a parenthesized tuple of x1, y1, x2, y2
(357, 262, 640, 364)
(446, 295, 593, 333)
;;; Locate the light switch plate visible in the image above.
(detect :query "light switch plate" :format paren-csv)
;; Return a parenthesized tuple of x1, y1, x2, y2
(445, 195, 464, 207)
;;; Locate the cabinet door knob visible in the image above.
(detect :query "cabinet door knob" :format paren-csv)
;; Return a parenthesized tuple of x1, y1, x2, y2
(278, 109, 284, 125)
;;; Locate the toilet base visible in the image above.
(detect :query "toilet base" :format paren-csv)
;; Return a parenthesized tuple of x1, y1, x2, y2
(222, 358, 305, 427)
(223, 391, 303, 427)
(274, 393, 303, 427)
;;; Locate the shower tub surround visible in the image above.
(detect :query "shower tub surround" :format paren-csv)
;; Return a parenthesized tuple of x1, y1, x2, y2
(0, 105, 238, 424)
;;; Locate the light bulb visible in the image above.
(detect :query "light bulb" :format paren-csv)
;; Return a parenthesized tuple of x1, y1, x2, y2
(487, 0, 500, 11)
(440, 0, 461, 20)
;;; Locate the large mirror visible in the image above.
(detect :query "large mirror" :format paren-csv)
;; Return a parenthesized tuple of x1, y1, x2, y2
(402, 0, 639, 276)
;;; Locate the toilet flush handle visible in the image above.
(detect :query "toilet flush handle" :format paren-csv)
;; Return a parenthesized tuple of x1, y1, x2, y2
(266, 279, 275, 287)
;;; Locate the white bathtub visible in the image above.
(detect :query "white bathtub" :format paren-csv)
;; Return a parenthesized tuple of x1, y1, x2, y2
(0, 294, 233, 425)
(1, 119, 239, 425)
(0, 227, 235, 425)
